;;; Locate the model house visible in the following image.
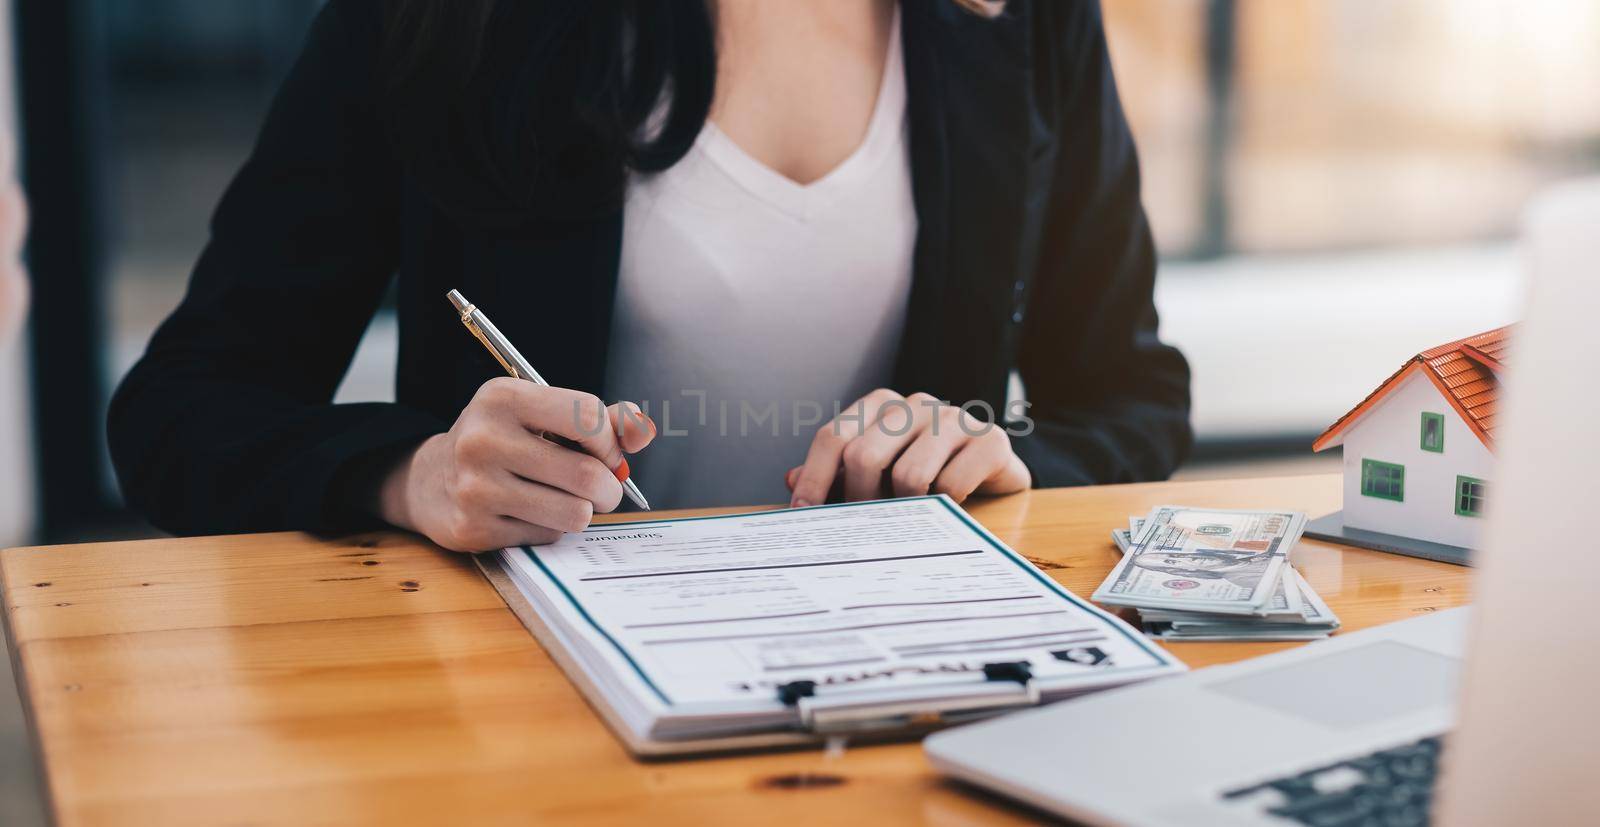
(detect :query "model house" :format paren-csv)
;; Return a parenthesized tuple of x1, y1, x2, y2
(1309, 327, 1507, 555)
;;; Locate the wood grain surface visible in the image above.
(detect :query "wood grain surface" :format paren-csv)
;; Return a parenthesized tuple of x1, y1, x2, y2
(1, 475, 1472, 825)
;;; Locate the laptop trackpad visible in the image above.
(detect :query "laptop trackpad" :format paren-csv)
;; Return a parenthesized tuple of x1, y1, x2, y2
(1208, 641, 1461, 729)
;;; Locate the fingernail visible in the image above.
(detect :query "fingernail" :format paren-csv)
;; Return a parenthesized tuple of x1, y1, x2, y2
(791, 497, 812, 509)
(613, 457, 631, 483)
(644, 415, 656, 438)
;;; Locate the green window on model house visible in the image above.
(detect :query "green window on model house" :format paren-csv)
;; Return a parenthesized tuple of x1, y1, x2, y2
(1420, 412, 1445, 452)
(1456, 476, 1486, 517)
(1361, 459, 1405, 501)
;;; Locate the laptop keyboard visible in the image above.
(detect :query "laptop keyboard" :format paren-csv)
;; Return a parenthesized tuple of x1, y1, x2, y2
(1221, 735, 1442, 826)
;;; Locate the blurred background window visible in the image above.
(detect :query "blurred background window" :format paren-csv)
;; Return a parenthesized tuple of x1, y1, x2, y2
(106, 0, 324, 374)
(1101, 0, 1590, 467)
(1109, 0, 1600, 257)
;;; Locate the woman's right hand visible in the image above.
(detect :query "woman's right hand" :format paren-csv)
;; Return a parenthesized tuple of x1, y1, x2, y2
(377, 378, 655, 552)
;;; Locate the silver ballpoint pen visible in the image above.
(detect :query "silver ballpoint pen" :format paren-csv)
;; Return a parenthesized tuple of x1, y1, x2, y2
(447, 289, 651, 510)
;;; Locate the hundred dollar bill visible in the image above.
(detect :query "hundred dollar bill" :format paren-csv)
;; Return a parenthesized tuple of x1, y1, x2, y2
(1138, 565, 1300, 622)
(1111, 517, 1148, 554)
(1142, 569, 1336, 626)
(1290, 568, 1339, 628)
(1108, 513, 1339, 639)
(1145, 626, 1332, 642)
(1093, 506, 1305, 616)
(1143, 570, 1340, 640)
(1116, 525, 1301, 622)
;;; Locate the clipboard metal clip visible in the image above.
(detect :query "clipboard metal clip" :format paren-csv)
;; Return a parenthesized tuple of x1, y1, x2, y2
(779, 662, 1040, 735)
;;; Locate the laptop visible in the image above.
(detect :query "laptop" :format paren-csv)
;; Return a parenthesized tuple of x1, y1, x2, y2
(924, 179, 1600, 826)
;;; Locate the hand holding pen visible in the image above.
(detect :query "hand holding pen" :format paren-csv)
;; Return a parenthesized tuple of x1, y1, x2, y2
(372, 291, 655, 553)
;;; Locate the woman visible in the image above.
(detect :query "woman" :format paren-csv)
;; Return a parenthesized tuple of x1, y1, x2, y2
(109, 0, 1191, 551)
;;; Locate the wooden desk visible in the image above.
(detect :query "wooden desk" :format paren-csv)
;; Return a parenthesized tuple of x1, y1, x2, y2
(3, 474, 1471, 825)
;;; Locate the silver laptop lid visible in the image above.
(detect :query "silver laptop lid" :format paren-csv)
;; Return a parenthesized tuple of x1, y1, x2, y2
(1435, 179, 1600, 824)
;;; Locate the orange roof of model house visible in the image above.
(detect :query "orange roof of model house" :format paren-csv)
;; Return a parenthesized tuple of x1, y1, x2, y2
(1312, 326, 1509, 453)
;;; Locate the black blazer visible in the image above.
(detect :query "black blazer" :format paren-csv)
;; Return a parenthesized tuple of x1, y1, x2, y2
(109, 0, 1192, 536)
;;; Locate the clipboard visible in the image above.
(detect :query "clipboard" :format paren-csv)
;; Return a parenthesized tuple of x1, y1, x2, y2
(473, 553, 1042, 759)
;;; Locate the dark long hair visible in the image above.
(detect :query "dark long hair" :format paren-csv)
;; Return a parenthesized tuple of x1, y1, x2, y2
(379, 1, 716, 226)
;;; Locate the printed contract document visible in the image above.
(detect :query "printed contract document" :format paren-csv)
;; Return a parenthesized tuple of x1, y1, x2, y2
(494, 496, 1183, 751)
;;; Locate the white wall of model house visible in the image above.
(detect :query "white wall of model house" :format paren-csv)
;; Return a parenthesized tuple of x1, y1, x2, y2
(1338, 369, 1495, 549)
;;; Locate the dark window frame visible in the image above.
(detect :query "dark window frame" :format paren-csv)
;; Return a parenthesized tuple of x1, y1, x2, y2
(1361, 458, 1406, 502)
(1420, 412, 1445, 453)
(1456, 475, 1486, 517)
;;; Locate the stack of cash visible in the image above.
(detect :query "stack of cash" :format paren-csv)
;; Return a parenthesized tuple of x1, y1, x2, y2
(1097, 506, 1340, 642)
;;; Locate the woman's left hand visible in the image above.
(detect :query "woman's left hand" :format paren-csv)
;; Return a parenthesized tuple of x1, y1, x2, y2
(785, 389, 1030, 507)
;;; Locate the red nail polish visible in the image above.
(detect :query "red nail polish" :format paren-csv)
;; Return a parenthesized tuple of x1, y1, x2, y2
(613, 457, 631, 483)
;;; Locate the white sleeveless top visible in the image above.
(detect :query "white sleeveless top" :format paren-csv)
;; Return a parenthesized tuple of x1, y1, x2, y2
(604, 13, 915, 509)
